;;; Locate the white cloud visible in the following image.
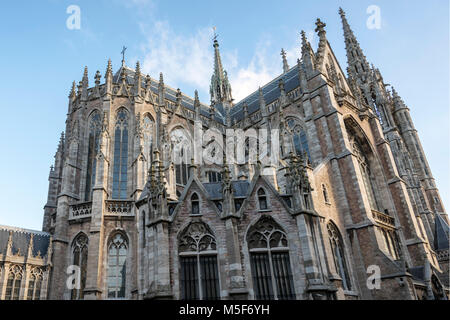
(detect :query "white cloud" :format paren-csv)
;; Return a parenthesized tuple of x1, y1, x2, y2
(138, 20, 304, 103)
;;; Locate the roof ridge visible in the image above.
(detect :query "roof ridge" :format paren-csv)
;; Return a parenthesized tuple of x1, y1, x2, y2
(0, 225, 50, 236)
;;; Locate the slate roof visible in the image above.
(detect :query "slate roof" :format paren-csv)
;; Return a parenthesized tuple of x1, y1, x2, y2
(203, 181, 250, 200)
(230, 66, 300, 123)
(0, 225, 51, 258)
(112, 64, 301, 126)
(113, 66, 225, 123)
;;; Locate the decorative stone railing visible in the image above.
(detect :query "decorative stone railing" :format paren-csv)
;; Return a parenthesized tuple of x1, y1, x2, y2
(372, 210, 395, 228)
(105, 200, 134, 217)
(436, 249, 449, 262)
(69, 202, 92, 220)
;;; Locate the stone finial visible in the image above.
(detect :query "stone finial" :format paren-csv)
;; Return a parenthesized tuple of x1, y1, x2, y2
(243, 100, 249, 118)
(94, 70, 101, 86)
(145, 74, 151, 88)
(315, 18, 326, 35)
(176, 88, 182, 106)
(159, 72, 164, 87)
(281, 48, 290, 73)
(27, 234, 34, 258)
(194, 90, 200, 119)
(259, 87, 267, 116)
(82, 66, 89, 85)
(105, 59, 113, 78)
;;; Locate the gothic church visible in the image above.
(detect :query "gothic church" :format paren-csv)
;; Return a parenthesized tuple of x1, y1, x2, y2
(0, 9, 449, 300)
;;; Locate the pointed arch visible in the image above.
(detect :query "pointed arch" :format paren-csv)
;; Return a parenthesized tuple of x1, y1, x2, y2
(142, 113, 155, 170)
(257, 187, 269, 211)
(345, 116, 383, 212)
(246, 215, 295, 300)
(107, 231, 128, 299)
(5, 265, 23, 300)
(84, 110, 102, 201)
(327, 221, 352, 291)
(112, 108, 130, 199)
(170, 127, 192, 186)
(27, 267, 43, 300)
(287, 118, 310, 161)
(71, 233, 88, 300)
(178, 221, 220, 300)
(191, 193, 200, 215)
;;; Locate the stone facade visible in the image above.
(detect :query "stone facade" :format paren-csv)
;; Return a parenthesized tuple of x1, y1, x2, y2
(3, 9, 449, 300)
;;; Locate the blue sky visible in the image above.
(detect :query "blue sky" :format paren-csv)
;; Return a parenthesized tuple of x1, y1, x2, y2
(0, 0, 448, 230)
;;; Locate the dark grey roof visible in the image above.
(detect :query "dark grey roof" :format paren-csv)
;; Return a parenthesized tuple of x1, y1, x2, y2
(203, 181, 250, 200)
(111, 64, 301, 126)
(0, 225, 51, 258)
(230, 66, 300, 122)
(434, 214, 450, 251)
(113, 66, 225, 123)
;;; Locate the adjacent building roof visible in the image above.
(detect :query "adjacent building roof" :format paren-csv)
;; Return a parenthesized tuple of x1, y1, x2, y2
(0, 225, 51, 257)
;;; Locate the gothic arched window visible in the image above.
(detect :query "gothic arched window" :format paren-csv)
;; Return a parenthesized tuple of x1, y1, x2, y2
(178, 222, 220, 300)
(112, 109, 129, 199)
(27, 268, 43, 300)
(351, 137, 381, 211)
(85, 111, 102, 201)
(191, 193, 200, 215)
(5, 265, 23, 300)
(327, 222, 352, 291)
(381, 228, 400, 260)
(71, 233, 88, 300)
(247, 216, 295, 300)
(142, 115, 155, 170)
(171, 128, 191, 186)
(287, 119, 310, 161)
(107, 233, 127, 299)
(258, 188, 268, 211)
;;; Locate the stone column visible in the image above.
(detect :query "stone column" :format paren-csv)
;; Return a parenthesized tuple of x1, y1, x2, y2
(224, 217, 248, 299)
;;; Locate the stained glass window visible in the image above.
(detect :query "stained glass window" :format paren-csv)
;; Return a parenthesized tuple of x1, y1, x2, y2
(112, 109, 129, 199)
(327, 222, 352, 291)
(107, 233, 127, 299)
(179, 222, 220, 300)
(85, 111, 101, 201)
(71, 234, 88, 300)
(247, 216, 295, 300)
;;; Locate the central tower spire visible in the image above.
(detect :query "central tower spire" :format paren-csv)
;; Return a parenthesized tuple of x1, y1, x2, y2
(339, 8, 371, 83)
(210, 30, 233, 107)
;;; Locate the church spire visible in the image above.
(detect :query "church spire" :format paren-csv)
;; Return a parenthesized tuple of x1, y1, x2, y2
(339, 8, 371, 82)
(281, 48, 289, 73)
(210, 31, 233, 106)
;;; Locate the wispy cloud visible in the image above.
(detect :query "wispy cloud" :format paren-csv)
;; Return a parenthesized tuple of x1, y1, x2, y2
(138, 20, 305, 103)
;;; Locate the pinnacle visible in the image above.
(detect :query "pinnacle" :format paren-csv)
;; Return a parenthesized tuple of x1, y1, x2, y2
(315, 18, 326, 34)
